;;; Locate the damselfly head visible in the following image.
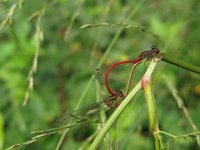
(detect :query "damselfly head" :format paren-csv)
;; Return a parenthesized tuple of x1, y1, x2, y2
(151, 45, 160, 54)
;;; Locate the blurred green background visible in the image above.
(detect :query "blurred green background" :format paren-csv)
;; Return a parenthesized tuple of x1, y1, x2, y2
(0, 0, 200, 149)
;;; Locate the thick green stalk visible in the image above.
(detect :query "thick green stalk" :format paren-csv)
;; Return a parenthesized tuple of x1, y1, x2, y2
(89, 82, 141, 150)
(141, 59, 164, 150)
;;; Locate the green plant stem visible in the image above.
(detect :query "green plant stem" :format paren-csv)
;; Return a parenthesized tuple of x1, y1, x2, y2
(162, 53, 200, 74)
(142, 75, 158, 131)
(142, 59, 164, 150)
(159, 130, 200, 140)
(89, 80, 141, 150)
(159, 131, 176, 139)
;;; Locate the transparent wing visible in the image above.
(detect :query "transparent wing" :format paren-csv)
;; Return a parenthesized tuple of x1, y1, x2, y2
(56, 101, 105, 127)
(31, 101, 106, 137)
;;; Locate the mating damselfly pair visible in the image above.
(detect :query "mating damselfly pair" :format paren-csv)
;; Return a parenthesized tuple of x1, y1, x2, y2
(31, 45, 160, 135)
(8, 46, 160, 150)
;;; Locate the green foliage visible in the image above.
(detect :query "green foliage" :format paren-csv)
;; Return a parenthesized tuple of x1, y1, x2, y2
(0, 0, 200, 150)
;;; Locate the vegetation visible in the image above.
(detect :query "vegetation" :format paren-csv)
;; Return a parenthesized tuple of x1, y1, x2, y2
(0, 0, 200, 150)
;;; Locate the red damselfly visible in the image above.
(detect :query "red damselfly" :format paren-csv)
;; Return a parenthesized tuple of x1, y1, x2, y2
(104, 45, 160, 96)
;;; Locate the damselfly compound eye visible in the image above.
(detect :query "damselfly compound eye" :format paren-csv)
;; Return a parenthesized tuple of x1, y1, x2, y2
(151, 45, 157, 50)
(151, 45, 160, 54)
